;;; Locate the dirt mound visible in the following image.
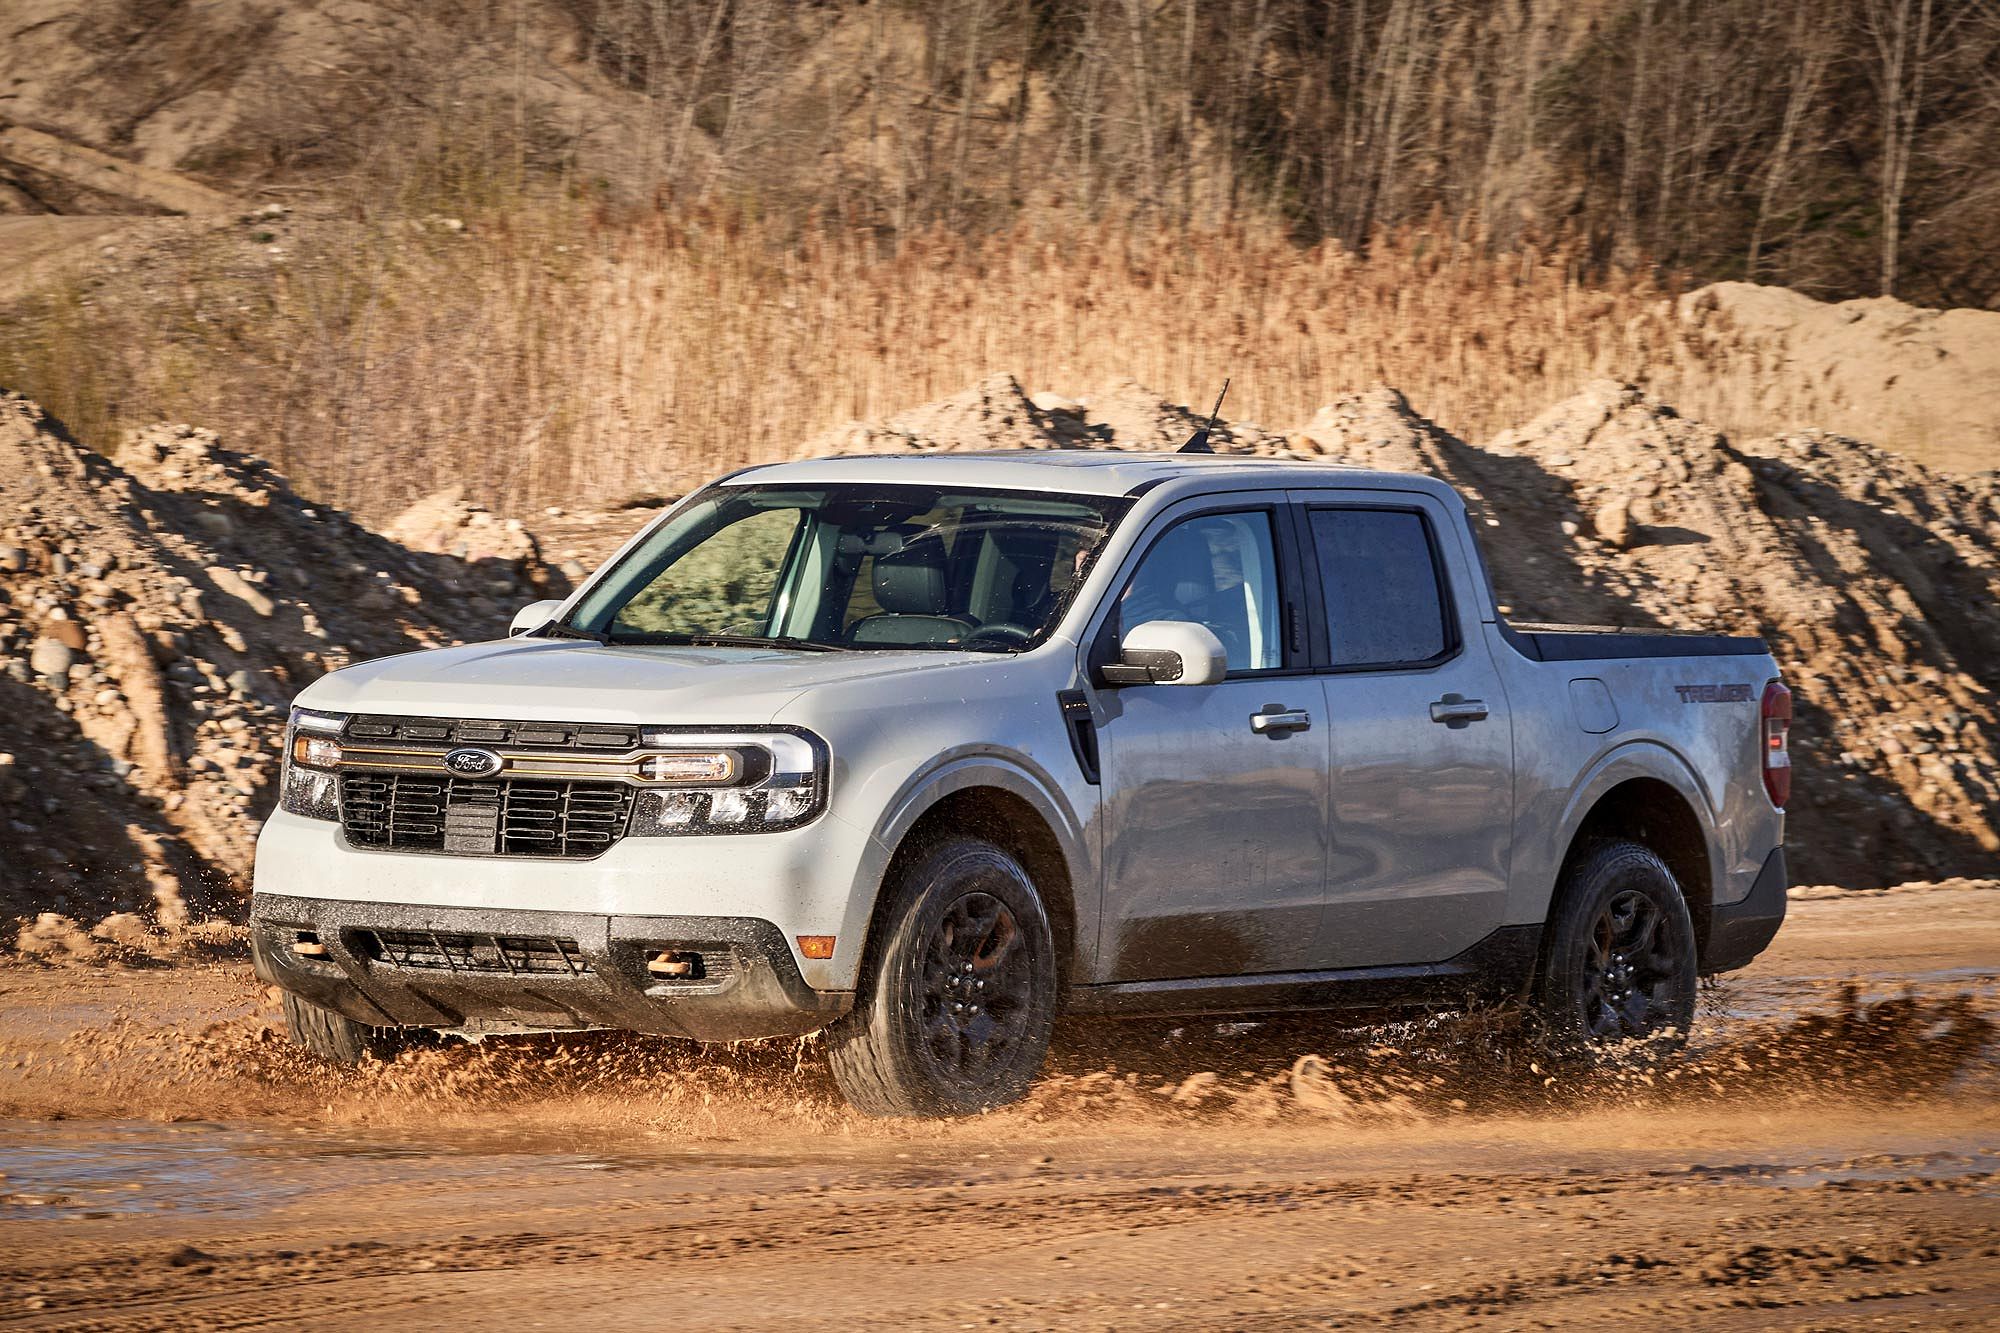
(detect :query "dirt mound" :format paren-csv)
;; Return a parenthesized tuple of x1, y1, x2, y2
(798, 373, 1083, 457)
(1678, 283, 2000, 475)
(1477, 383, 2000, 881)
(381, 486, 556, 578)
(1077, 380, 1289, 455)
(801, 376, 1295, 458)
(0, 394, 549, 933)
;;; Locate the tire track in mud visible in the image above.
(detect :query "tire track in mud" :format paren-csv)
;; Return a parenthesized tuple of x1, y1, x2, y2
(5, 1151, 1995, 1329)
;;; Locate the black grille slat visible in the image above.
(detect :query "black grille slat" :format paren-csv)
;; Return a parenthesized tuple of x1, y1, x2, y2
(344, 714, 640, 752)
(340, 773, 634, 859)
(358, 929, 592, 975)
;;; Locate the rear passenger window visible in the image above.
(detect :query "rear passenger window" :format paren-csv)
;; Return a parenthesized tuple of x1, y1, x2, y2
(1308, 509, 1451, 668)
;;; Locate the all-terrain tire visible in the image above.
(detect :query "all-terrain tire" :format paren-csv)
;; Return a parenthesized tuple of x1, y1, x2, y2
(280, 990, 409, 1065)
(1534, 839, 1699, 1063)
(828, 837, 1058, 1117)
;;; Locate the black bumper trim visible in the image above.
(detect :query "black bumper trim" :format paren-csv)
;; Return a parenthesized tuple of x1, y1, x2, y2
(1067, 923, 1542, 1019)
(1702, 846, 1788, 975)
(250, 893, 851, 1042)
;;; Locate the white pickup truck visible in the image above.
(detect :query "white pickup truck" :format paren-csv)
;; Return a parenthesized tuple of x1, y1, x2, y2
(252, 451, 1790, 1115)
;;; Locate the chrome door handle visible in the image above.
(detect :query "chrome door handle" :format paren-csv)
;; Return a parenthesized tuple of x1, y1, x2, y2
(1250, 707, 1312, 736)
(1429, 696, 1489, 725)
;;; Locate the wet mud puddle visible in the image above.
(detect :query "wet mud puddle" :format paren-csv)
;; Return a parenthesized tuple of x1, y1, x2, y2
(0, 1120, 828, 1222)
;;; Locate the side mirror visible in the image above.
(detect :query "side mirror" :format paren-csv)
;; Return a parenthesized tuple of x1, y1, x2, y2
(1101, 620, 1228, 687)
(510, 599, 564, 637)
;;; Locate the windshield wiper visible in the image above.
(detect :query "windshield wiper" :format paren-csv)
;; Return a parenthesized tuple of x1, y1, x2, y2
(607, 632, 851, 653)
(533, 621, 610, 644)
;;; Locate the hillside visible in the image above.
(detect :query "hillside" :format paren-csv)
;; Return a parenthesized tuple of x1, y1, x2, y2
(4, 0, 1998, 310)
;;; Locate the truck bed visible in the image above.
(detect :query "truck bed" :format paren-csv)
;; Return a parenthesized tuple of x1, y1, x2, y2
(1502, 622, 1769, 662)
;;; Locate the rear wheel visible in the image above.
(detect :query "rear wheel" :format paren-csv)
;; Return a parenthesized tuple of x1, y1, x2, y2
(280, 990, 409, 1065)
(828, 837, 1057, 1117)
(1534, 840, 1698, 1063)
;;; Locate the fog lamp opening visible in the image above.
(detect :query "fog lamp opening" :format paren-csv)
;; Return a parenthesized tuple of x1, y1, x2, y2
(646, 949, 705, 979)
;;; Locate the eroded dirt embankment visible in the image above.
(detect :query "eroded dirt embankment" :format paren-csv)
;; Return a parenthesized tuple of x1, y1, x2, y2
(0, 885, 1995, 1329)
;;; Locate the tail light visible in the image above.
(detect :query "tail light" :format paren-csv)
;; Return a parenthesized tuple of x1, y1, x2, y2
(1760, 680, 1792, 809)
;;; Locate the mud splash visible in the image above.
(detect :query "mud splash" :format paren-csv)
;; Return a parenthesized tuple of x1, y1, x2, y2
(1, 983, 1990, 1144)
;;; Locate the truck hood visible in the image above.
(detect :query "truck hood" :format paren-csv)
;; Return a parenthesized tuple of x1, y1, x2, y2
(294, 638, 995, 724)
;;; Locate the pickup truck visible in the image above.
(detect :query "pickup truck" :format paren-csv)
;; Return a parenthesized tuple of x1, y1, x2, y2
(251, 450, 1790, 1116)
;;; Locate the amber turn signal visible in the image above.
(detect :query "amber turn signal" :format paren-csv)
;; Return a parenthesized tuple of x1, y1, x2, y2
(796, 935, 836, 960)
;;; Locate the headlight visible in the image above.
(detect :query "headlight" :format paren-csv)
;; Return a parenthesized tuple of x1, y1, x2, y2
(627, 728, 826, 836)
(279, 708, 348, 821)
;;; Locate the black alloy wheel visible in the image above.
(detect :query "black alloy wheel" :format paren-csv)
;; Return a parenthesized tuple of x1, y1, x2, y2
(917, 890, 1037, 1090)
(828, 837, 1057, 1116)
(1578, 888, 1683, 1042)
(1535, 839, 1699, 1062)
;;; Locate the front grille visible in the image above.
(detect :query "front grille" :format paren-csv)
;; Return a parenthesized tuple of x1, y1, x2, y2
(340, 773, 635, 858)
(357, 929, 592, 975)
(344, 714, 640, 752)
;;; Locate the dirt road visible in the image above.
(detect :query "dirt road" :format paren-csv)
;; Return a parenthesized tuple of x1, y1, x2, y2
(1, 885, 1996, 1330)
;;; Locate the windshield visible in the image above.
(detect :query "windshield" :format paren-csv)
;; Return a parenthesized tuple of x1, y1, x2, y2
(565, 483, 1130, 652)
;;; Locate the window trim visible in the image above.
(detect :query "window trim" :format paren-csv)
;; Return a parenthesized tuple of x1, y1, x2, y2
(1089, 500, 1313, 684)
(1297, 501, 1464, 676)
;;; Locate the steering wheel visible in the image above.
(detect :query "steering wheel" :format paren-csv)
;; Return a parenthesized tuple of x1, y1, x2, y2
(962, 623, 1036, 649)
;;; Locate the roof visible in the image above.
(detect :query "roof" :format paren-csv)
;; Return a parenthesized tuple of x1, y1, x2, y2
(723, 450, 1443, 500)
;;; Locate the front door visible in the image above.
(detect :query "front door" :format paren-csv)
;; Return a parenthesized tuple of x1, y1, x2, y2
(1092, 503, 1328, 981)
(1294, 493, 1515, 968)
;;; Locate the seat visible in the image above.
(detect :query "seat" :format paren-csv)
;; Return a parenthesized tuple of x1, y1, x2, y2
(848, 541, 973, 646)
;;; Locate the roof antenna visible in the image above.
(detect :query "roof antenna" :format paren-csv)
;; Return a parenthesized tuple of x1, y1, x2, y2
(1180, 378, 1230, 454)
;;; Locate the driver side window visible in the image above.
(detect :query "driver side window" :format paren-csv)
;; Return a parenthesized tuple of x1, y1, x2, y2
(1121, 511, 1284, 673)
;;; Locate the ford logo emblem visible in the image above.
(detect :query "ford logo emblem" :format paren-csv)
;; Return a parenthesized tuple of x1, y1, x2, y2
(444, 747, 505, 778)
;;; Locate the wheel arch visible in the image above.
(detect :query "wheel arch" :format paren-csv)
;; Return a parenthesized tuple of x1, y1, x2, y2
(1547, 748, 1719, 965)
(855, 756, 1089, 994)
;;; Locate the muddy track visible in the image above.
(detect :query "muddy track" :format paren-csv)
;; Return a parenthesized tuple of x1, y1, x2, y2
(1, 884, 1996, 1330)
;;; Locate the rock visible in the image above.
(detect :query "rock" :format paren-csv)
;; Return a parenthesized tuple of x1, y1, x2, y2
(43, 618, 87, 650)
(207, 567, 275, 617)
(1593, 495, 1633, 549)
(0, 546, 26, 572)
(28, 637, 75, 681)
(1030, 390, 1083, 415)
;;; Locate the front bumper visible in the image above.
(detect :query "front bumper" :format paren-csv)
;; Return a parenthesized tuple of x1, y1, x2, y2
(252, 806, 876, 991)
(251, 893, 852, 1042)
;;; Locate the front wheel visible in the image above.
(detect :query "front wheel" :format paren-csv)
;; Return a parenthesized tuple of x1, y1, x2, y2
(1533, 840, 1698, 1063)
(827, 837, 1057, 1117)
(280, 990, 410, 1065)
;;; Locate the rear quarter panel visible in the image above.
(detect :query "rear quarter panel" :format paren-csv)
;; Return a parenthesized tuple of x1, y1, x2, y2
(1492, 628, 1784, 927)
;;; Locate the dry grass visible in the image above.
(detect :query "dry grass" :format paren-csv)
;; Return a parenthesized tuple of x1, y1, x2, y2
(2, 199, 1737, 519)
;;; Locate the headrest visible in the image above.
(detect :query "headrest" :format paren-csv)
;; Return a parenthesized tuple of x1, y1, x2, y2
(873, 542, 948, 614)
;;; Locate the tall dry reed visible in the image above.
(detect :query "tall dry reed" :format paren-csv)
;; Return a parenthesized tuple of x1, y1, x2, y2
(0, 200, 1765, 520)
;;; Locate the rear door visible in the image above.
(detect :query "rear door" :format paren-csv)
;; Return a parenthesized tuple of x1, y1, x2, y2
(1292, 490, 1514, 968)
(1089, 495, 1329, 981)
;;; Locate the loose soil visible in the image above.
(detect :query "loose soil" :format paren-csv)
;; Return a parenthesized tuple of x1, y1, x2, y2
(0, 885, 1994, 1329)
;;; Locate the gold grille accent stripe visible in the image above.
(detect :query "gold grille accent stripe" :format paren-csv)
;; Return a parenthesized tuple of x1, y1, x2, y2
(335, 743, 740, 785)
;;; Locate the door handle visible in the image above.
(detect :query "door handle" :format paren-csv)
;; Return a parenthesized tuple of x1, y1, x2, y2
(1250, 707, 1312, 736)
(1429, 696, 1490, 726)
